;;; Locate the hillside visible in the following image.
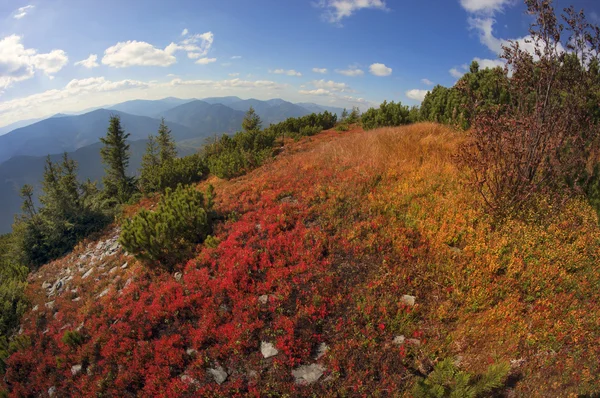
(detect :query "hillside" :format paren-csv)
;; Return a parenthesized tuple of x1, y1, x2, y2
(4, 123, 600, 396)
(0, 110, 198, 164)
(108, 97, 195, 118)
(162, 100, 246, 132)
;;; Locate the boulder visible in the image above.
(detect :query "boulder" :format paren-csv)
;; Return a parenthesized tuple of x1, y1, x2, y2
(261, 342, 279, 359)
(208, 366, 228, 385)
(71, 364, 82, 376)
(292, 364, 325, 385)
(401, 295, 416, 306)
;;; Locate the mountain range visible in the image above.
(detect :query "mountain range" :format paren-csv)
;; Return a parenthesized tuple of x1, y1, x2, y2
(0, 97, 344, 233)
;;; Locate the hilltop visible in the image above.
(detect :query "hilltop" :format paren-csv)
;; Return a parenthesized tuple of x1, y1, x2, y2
(4, 123, 600, 396)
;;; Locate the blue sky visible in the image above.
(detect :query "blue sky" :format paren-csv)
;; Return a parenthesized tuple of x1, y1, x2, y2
(0, 0, 597, 127)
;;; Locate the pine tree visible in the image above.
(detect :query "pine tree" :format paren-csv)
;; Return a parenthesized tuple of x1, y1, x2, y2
(242, 107, 262, 132)
(156, 118, 177, 164)
(19, 185, 36, 219)
(139, 135, 160, 193)
(100, 115, 136, 203)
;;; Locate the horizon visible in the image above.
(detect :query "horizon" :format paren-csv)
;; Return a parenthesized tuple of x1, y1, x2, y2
(2, 0, 596, 128)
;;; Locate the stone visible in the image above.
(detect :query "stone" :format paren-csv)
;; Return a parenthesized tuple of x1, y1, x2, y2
(48, 386, 56, 397)
(72, 297, 81, 302)
(261, 342, 279, 359)
(42, 281, 52, 289)
(109, 266, 118, 274)
(392, 335, 406, 345)
(186, 348, 197, 356)
(174, 272, 183, 282)
(71, 364, 82, 376)
(180, 374, 199, 385)
(292, 364, 325, 385)
(121, 262, 128, 269)
(208, 366, 228, 385)
(315, 343, 329, 360)
(82, 268, 94, 279)
(45, 301, 55, 310)
(97, 288, 110, 298)
(258, 295, 269, 305)
(400, 295, 416, 306)
(32, 305, 39, 312)
(407, 338, 421, 346)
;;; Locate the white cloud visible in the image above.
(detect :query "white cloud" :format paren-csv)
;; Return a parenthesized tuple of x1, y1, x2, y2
(406, 89, 429, 102)
(449, 67, 465, 78)
(181, 28, 189, 36)
(317, 0, 388, 24)
(299, 88, 331, 96)
(13, 5, 34, 19)
(165, 31, 214, 57)
(459, 0, 513, 14)
(312, 67, 328, 74)
(336, 66, 364, 77)
(369, 63, 392, 76)
(311, 79, 352, 92)
(102, 41, 176, 67)
(170, 77, 286, 90)
(231, 55, 242, 59)
(75, 54, 99, 68)
(421, 78, 434, 86)
(270, 69, 302, 77)
(0, 35, 68, 89)
(473, 57, 505, 69)
(195, 57, 216, 65)
(229, 72, 240, 77)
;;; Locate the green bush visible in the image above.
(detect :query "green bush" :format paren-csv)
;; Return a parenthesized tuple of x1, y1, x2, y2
(62, 330, 85, 348)
(412, 358, 509, 398)
(336, 123, 349, 132)
(142, 154, 208, 193)
(120, 184, 214, 270)
(361, 100, 411, 130)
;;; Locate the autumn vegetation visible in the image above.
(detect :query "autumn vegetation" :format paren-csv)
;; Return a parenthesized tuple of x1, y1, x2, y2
(2, 0, 600, 396)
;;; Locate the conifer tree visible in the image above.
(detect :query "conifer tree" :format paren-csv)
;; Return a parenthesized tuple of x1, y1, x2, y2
(156, 118, 177, 164)
(100, 115, 136, 203)
(139, 135, 160, 193)
(242, 106, 262, 132)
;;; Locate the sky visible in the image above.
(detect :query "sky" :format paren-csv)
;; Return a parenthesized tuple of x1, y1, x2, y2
(0, 0, 598, 128)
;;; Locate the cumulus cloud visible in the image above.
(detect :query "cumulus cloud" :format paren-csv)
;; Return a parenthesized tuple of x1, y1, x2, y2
(13, 5, 34, 19)
(311, 79, 352, 92)
(421, 78, 434, 86)
(406, 89, 429, 102)
(459, 0, 513, 14)
(312, 67, 328, 74)
(0, 35, 68, 89)
(335, 66, 364, 77)
(229, 72, 240, 77)
(231, 55, 242, 59)
(299, 88, 331, 96)
(369, 63, 392, 76)
(75, 54, 99, 68)
(102, 31, 214, 68)
(270, 69, 302, 77)
(449, 67, 465, 78)
(181, 28, 189, 36)
(170, 78, 286, 90)
(473, 57, 505, 69)
(317, 0, 388, 24)
(195, 57, 216, 65)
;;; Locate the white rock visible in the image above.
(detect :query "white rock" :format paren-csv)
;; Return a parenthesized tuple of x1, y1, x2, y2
(258, 295, 269, 305)
(208, 366, 228, 385)
(392, 335, 406, 345)
(180, 374, 199, 385)
(121, 262, 128, 269)
(401, 295, 416, 306)
(315, 342, 329, 359)
(45, 301, 55, 310)
(261, 341, 279, 358)
(82, 268, 94, 279)
(109, 266, 118, 274)
(71, 364, 82, 376)
(186, 348, 197, 356)
(42, 281, 52, 289)
(72, 297, 81, 302)
(292, 364, 325, 385)
(97, 288, 110, 298)
(174, 272, 183, 282)
(48, 386, 56, 397)
(32, 305, 39, 312)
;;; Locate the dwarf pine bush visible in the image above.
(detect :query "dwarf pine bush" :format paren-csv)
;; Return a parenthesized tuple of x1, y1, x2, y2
(120, 184, 214, 270)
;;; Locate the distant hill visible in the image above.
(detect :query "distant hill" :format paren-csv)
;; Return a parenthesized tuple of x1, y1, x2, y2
(226, 99, 311, 126)
(0, 109, 198, 164)
(0, 140, 197, 234)
(296, 102, 345, 116)
(162, 100, 246, 133)
(108, 97, 195, 118)
(201, 96, 243, 105)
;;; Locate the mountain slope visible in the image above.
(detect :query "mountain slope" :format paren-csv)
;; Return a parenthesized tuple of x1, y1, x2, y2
(162, 100, 246, 133)
(227, 98, 312, 125)
(0, 109, 198, 164)
(0, 140, 197, 234)
(108, 97, 195, 118)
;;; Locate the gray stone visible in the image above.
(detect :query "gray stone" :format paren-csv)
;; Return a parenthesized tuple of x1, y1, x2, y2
(208, 366, 228, 385)
(401, 295, 416, 306)
(392, 335, 406, 345)
(292, 364, 325, 385)
(97, 288, 110, 298)
(48, 386, 56, 397)
(258, 295, 269, 305)
(71, 364, 82, 376)
(180, 374, 199, 385)
(186, 348, 197, 356)
(42, 281, 52, 289)
(261, 341, 279, 359)
(72, 297, 81, 302)
(174, 272, 183, 281)
(121, 262, 129, 269)
(82, 268, 94, 279)
(32, 304, 39, 312)
(109, 266, 118, 274)
(45, 301, 55, 310)
(315, 342, 329, 359)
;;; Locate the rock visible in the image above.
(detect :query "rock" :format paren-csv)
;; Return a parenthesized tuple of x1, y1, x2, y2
(208, 366, 228, 385)
(48, 386, 56, 397)
(315, 343, 329, 360)
(32, 304, 39, 312)
(407, 338, 421, 346)
(401, 295, 416, 306)
(45, 301, 55, 310)
(42, 281, 52, 289)
(248, 370, 259, 379)
(261, 342, 279, 359)
(82, 268, 94, 279)
(186, 348, 197, 356)
(97, 288, 110, 298)
(109, 266, 118, 274)
(258, 295, 269, 305)
(392, 335, 406, 345)
(510, 358, 525, 368)
(292, 364, 325, 385)
(180, 374, 199, 385)
(71, 364, 82, 376)
(96, 241, 104, 251)
(72, 297, 81, 302)
(121, 262, 128, 269)
(174, 272, 183, 282)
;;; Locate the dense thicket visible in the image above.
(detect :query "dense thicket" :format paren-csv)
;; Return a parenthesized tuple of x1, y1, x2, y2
(361, 100, 414, 130)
